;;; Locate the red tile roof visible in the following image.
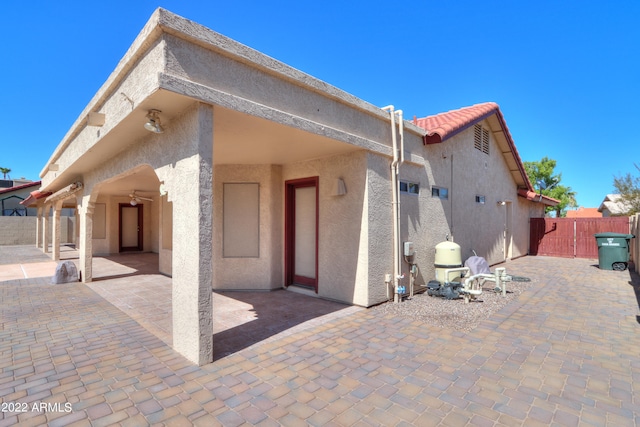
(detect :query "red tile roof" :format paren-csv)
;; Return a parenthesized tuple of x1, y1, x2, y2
(20, 189, 52, 207)
(517, 189, 561, 207)
(566, 207, 602, 218)
(415, 102, 500, 145)
(414, 102, 559, 207)
(0, 180, 40, 195)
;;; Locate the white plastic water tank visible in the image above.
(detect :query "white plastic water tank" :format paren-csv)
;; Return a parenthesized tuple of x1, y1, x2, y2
(434, 241, 462, 284)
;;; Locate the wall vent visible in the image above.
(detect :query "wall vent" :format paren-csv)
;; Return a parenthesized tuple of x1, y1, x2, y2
(474, 124, 490, 155)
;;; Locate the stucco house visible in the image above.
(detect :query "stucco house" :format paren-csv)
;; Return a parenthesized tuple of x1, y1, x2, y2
(0, 181, 39, 216)
(28, 8, 556, 364)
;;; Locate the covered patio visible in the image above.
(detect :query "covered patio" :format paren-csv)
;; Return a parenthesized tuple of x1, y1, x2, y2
(0, 245, 361, 360)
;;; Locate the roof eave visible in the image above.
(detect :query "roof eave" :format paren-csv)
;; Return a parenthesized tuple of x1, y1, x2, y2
(517, 189, 560, 206)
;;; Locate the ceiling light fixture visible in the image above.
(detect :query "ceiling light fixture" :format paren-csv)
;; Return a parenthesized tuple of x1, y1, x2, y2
(144, 109, 164, 133)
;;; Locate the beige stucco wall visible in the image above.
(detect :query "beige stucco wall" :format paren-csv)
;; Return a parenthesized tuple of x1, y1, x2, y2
(423, 119, 545, 267)
(282, 150, 370, 305)
(0, 217, 75, 245)
(163, 35, 394, 153)
(213, 164, 283, 290)
(159, 196, 172, 276)
(91, 195, 157, 256)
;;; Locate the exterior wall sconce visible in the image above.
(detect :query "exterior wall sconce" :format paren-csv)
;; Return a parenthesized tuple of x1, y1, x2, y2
(144, 109, 164, 133)
(334, 178, 347, 196)
(497, 201, 506, 206)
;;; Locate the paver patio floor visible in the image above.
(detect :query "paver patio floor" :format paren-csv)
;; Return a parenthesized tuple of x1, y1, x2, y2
(1, 246, 639, 426)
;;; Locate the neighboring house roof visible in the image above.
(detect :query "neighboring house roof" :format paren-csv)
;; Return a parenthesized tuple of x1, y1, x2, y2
(5, 181, 52, 207)
(566, 207, 602, 218)
(414, 102, 558, 206)
(598, 194, 630, 215)
(0, 180, 40, 196)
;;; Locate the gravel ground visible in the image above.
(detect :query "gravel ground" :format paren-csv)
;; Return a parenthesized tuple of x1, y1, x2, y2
(370, 275, 535, 332)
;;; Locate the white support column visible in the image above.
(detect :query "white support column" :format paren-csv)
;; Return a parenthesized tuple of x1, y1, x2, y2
(51, 200, 63, 261)
(35, 206, 43, 249)
(42, 205, 50, 254)
(172, 103, 214, 365)
(78, 197, 94, 283)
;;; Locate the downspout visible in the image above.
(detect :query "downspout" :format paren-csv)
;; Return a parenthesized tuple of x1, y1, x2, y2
(396, 109, 405, 301)
(382, 106, 404, 303)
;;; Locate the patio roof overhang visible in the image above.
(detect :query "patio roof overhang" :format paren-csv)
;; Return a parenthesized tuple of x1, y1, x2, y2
(44, 182, 84, 204)
(20, 189, 53, 207)
(37, 8, 426, 200)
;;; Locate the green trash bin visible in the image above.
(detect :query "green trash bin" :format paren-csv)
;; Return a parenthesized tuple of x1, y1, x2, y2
(594, 232, 635, 271)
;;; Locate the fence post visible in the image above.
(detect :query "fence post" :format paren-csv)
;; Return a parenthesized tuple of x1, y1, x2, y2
(632, 214, 639, 272)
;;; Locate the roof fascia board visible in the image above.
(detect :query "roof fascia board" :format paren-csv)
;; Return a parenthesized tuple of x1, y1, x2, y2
(492, 110, 535, 192)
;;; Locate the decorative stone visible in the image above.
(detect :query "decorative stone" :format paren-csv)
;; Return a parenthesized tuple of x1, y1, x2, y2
(51, 261, 79, 284)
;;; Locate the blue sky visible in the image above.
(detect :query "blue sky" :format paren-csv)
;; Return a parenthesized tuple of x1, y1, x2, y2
(1, 1, 638, 208)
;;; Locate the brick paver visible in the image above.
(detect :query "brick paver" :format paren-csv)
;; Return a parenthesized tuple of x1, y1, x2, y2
(1, 249, 639, 425)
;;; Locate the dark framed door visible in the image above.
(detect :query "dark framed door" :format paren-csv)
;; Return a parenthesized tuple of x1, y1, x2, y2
(119, 204, 143, 252)
(285, 177, 319, 292)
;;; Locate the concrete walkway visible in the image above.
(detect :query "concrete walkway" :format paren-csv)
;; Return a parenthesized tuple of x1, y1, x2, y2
(1, 248, 639, 426)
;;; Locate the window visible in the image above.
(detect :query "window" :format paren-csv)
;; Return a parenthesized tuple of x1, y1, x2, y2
(474, 124, 490, 155)
(400, 181, 419, 195)
(432, 186, 448, 199)
(476, 195, 485, 204)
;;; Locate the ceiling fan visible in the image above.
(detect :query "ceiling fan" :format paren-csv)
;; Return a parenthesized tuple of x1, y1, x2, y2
(129, 191, 154, 206)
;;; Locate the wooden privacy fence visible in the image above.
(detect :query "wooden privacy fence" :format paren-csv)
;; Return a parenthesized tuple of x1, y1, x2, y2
(530, 217, 631, 259)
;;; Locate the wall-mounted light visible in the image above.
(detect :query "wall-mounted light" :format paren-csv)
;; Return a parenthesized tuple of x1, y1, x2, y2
(144, 109, 164, 134)
(334, 178, 347, 196)
(497, 201, 506, 206)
